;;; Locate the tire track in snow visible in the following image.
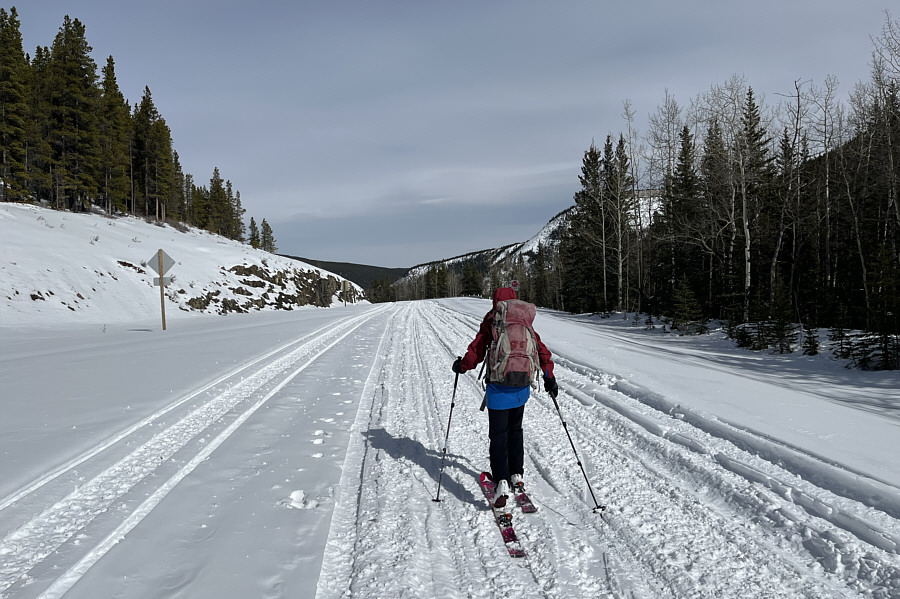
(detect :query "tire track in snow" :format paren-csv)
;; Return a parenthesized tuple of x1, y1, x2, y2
(0, 305, 390, 598)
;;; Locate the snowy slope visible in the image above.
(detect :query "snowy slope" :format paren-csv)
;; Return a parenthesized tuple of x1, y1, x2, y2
(400, 208, 571, 282)
(1, 296, 899, 598)
(0, 203, 363, 326)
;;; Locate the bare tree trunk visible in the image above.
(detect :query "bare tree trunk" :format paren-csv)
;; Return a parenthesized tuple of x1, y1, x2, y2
(600, 195, 608, 311)
(838, 115, 873, 327)
(623, 100, 640, 313)
(739, 158, 752, 322)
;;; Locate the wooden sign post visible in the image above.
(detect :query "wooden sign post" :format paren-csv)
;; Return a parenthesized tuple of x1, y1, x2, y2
(158, 251, 166, 330)
(147, 249, 175, 331)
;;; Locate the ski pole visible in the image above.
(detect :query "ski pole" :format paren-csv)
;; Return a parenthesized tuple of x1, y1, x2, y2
(433, 360, 461, 503)
(477, 360, 488, 411)
(550, 391, 606, 513)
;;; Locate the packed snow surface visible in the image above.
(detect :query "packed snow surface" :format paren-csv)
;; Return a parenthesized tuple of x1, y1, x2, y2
(1, 297, 899, 598)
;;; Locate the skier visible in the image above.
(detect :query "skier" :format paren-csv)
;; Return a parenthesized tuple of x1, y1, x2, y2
(452, 286, 558, 507)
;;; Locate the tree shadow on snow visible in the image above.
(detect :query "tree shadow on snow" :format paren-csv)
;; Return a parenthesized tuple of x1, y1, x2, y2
(363, 428, 482, 508)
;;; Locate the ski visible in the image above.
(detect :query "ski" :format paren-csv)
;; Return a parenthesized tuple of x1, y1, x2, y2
(479, 472, 526, 558)
(513, 487, 538, 513)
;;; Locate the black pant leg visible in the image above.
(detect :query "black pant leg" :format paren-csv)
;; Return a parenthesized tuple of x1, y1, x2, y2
(508, 404, 525, 477)
(488, 408, 511, 483)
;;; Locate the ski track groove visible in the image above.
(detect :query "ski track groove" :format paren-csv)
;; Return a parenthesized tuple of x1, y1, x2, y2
(0, 305, 391, 598)
(529, 372, 861, 598)
(0, 314, 366, 518)
(431, 301, 635, 595)
(554, 355, 900, 595)
(429, 301, 898, 597)
(418, 305, 555, 597)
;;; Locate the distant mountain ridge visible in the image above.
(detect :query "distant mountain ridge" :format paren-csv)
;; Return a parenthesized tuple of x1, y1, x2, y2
(281, 206, 572, 290)
(402, 206, 572, 282)
(280, 256, 409, 289)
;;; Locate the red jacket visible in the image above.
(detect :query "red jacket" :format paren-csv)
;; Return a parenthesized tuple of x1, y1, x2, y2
(459, 287, 554, 378)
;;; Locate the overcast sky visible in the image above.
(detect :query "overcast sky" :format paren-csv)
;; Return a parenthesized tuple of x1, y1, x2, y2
(14, 1, 893, 267)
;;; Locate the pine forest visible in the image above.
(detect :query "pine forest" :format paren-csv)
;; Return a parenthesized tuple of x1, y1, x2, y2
(0, 8, 276, 252)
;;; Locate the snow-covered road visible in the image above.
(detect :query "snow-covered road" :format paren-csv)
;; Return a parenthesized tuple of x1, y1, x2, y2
(1, 300, 898, 598)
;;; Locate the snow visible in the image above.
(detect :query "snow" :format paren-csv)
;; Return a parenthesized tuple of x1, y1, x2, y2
(0, 203, 362, 326)
(2, 205, 900, 598)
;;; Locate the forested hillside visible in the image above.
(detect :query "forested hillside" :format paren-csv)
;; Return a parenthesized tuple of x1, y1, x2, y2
(0, 8, 276, 249)
(387, 15, 900, 370)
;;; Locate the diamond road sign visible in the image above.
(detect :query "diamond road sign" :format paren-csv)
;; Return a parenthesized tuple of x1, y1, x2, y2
(147, 249, 175, 275)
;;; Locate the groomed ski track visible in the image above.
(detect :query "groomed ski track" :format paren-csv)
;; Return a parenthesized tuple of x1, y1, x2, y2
(315, 300, 899, 599)
(1, 299, 897, 598)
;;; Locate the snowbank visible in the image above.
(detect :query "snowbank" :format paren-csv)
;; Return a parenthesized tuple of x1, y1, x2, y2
(0, 203, 364, 326)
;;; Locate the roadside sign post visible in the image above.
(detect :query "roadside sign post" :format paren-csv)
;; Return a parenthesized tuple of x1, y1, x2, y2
(158, 251, 166, 330)
(147, 249, 175, 331)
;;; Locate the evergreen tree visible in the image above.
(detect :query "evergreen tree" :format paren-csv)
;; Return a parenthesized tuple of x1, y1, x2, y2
(532, 243, 550, 308)
(182, 173, 195, 224)
(605, 134, 635, 311)
(664, 126, 703, 303)
(768, 276, 798, 354)
(206, 166, 227, 234)
(461, 263, 483, 296)
(47, 15, 101, 210)
(367, 277, 394, 303)
(132, 86, 174, 218)
(190, 181, 208, 229)
(149, 114, 173, 218)
(224, 181, 245, 241)
(233, 189, 246, 241)
(169, 150, 186, 220)
(435, 261, 449, 297)
(97, 55, 131, 213)
(802, 323, 820, 356)
(25, 45, 54, 201)
(248, 216, 260, 249)
(700, 119, 736, 318)
(736, 86, 773, 322)
(559, 213, 598, 313)
(671, 276, 706, 335)
(260, 218, 276, 253)
(0, 7, 29, 201)
(561, 142, 608, 313)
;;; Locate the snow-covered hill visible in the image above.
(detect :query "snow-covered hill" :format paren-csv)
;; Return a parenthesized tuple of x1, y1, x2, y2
(0, 203, 363, 326)
(401, 207, 572, 282)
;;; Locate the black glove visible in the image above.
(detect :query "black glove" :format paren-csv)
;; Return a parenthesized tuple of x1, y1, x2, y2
(543, 375, 559, 399)
(452, 357, 464, 375)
